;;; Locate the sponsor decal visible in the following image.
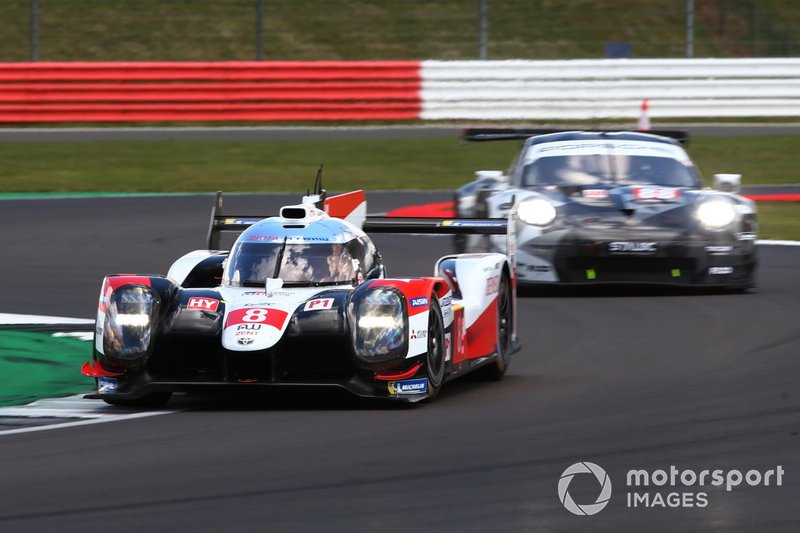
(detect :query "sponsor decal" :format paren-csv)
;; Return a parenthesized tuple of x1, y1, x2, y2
(237, 324, 261, 331)
(709, 267, 734, 275)
(388, 378, 428, 395)
(486, 275, 500, 295)
(225, 307, 289, 329)
(440, 295, 452, 307)
(304, 298, 334, 311)
(410, 329, 428, 340)
(609, 242, 657, 254)
(632, 187, 681, 201)
(527, 265, 551, 272)
(247, 235, 330, 242)
(187, 297, 220, 312)
(237, 337, 254, 346)
(705, 245, 733, 255)
(409, 297, 429, 308)
(242, 291, 266, 296)
(582, 189, 610, 199)
(441, 220, 506, 228)
(224, 218, 260, 225)
(97, 377, 118, 393)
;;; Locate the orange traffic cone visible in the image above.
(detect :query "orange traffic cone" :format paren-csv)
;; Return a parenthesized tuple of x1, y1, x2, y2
(637, 99, 650, 131)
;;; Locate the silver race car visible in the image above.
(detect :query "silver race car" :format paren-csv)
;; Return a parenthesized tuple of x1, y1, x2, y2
(454, 129, 757, 289)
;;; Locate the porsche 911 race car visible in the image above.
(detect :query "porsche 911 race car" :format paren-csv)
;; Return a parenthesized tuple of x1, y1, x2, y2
(82, 181, 520, 406)
(454, 129, 757, 289)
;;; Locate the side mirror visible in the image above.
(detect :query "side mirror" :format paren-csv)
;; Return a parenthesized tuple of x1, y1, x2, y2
(475, 170, 507, 183)
(713, 174, 741, 193)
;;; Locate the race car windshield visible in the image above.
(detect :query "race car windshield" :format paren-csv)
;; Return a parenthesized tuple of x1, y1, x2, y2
(223, 241, 358, 287)
(523, 154, 700, 188)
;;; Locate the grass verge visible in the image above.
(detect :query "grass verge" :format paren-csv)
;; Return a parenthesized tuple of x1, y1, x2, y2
(0, 134, 797, 239)
(0, 135, 798, 192)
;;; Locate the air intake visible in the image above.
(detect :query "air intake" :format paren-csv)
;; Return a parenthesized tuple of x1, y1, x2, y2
(281, 207, 307, 219)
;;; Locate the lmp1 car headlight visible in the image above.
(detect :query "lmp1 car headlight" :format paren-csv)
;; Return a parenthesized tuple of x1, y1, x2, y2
(103, 286, 157, 366)
(697, 198, 737, 230)
(352, 288, 406, 361)
(518, 197, 557, 226)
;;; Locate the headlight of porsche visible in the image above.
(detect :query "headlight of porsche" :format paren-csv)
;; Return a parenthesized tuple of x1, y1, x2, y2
(351, 288, 406, 361)
(103, 285, 157, 366)
(696, 198, 737, 230)
(518, 197, 557, 226)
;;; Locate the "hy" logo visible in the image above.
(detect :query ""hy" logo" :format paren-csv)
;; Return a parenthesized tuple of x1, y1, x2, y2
(187, 297, 220, 312)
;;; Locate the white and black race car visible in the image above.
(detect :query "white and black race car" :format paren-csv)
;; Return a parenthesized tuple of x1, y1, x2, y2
(454, 129, 757, 289)
(82, 180, 519, 406)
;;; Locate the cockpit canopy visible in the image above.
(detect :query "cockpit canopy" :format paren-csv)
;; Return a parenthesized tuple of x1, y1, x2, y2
(222, 217, 378, 287)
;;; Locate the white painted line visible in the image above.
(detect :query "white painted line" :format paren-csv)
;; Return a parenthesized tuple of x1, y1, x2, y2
(0, 394, 176, 436)
(0, 313, 93, 325)
(0, 411, 173, 436)
(756, 239, 800, 246)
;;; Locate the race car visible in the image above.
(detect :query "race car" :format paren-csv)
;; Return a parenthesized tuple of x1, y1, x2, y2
(82, 180, 519, 406)
(454, 129, 757, 288)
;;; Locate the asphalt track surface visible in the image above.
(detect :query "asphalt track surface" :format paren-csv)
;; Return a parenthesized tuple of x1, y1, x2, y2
(0, 194, 798, 532)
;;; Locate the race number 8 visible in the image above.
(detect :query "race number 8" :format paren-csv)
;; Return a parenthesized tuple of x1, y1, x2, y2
(242, 309, 268, 322)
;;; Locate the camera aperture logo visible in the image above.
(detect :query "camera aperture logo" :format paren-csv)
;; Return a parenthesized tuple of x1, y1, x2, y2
(558, 461, 785, 515)
(558, 462, 612, 516)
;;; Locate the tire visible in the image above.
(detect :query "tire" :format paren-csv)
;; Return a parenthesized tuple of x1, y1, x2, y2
(103, 392, 172, 408)
(425, 294, 446, 399)
(474, 271, 512, 380)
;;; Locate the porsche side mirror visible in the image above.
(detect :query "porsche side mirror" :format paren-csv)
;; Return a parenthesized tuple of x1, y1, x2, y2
(475, 170, 507, 184)
(713, 173, 741, 193)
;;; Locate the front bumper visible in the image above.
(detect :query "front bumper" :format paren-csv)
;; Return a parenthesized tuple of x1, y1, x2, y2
(514, 230, 757, 287)
(87, 353, 432, 404)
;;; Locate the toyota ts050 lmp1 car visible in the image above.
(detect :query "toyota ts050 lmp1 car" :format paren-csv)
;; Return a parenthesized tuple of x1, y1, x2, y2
(454, 129, 757, 289)
(82, 182, 520, 406)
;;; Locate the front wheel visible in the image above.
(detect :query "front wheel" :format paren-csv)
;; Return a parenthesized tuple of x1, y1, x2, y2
(425, 294, 446, 399)
(474, 271, 512, 380)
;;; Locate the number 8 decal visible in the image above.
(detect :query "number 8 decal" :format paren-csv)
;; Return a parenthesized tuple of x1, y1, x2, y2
(242, 308, 268, 323)
(224, 307, 289, 329)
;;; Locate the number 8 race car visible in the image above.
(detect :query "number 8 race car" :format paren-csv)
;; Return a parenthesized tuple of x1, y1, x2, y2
(82, 180, 520, 406)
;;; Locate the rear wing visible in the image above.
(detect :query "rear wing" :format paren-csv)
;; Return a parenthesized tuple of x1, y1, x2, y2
(364, 206, 519, 271)
(207, 190, 519, 270)
(462, 128, 690, 145)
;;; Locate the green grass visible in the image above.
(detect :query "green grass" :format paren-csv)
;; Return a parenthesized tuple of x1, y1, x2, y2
(0, 134, 797, 239)
(1, 0, 798, 61)
(0, 136, 518, 192)
(0, 135, 797, 193)
(691, 136, 800, 185)
(757, 202, 800, 240)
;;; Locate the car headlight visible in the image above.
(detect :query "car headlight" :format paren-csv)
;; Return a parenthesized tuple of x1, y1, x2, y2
(103, 285, 157, 368)
(697, 198, 737, 230)
(518, 197, 557, 226)
(352, 288, 406, 361)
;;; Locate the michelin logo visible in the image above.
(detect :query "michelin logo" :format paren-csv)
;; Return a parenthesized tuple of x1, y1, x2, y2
(388, 378, 428, 395)
(98, 377, 118, 393)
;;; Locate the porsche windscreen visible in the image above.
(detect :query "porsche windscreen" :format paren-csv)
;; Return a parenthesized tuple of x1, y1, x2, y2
(522, 154, 701, 189)
(223, 241, 359, 287)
